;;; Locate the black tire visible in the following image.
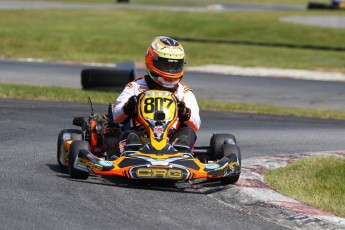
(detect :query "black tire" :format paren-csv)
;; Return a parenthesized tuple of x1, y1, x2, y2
(221, 144, 241, 184)
(69, 140, 90, 179)
(210, 134, 237, 160)
(81, 68, 133, 89)
(307, 3, 331, 9)
(57, 129, 83, 168)
(221, 175, 240, 184)
(223, 144, 241, 166)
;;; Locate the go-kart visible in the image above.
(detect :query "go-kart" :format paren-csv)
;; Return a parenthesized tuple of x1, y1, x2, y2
(57, 90, 241, 184)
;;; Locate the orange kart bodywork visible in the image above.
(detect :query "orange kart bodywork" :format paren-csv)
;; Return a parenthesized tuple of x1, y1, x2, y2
(73, 147, 240, 181)
(58, 90, 241, 183)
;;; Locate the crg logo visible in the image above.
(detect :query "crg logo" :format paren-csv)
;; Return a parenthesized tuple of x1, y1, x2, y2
(135, 168, 183, 179)
(77, 158, 103, 171)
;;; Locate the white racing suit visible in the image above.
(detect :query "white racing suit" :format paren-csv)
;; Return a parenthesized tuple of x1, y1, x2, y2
(113, 75, 201, 150)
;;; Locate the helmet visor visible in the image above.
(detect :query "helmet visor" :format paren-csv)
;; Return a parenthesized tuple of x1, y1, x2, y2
(153, 56, 184, 74)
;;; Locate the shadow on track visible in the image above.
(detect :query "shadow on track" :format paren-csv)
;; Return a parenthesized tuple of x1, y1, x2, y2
(47, 163, 238, 195)
(189, 178, 238, 195)
(47, 163, 202, 194)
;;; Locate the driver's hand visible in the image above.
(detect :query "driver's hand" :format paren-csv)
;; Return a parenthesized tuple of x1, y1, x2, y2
(178, 101, 191, 122)
(123, 95, 138, 117)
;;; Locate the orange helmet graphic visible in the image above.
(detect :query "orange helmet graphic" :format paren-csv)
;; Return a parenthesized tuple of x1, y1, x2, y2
(145, 36, 186, 89)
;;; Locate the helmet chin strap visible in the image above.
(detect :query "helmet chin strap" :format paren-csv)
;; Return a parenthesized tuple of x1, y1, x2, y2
(161, 83, 174, 89)
(145, 74, 178, 93)
(146, 69, 180, 86)
(157, 77, 179, 88)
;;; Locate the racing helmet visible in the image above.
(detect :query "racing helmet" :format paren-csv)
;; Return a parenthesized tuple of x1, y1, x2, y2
(145, 36, 186, 89)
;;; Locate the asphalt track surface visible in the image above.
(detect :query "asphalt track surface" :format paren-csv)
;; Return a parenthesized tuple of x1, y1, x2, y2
(1, 98, 345, 230)
(1, 60, 345, 111)
(0, 0, 304, 11)
(1, 62, 345, 229)
(1, 2, 345, 229)
(0, 99, 285, 230)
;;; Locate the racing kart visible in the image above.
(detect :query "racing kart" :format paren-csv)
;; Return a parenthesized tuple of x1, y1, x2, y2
(57, 90, 241, 184)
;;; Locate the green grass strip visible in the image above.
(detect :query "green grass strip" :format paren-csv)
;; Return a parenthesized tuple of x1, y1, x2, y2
(1, 83, 345, 120)
(37, 0, 329, 6)
(198, 99, 345, 120)
(0, 83, 119, 105)
(0, 9, 345, 71)
(265, 157, 345, 218)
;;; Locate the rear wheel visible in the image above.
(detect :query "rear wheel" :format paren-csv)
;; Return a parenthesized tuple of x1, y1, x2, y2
(69, 140, 90, 179)
(57, 129, 83, 168)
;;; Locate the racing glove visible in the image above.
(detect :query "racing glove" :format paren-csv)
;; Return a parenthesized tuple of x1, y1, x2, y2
(177, 101, 191, 122)
(123, 95, 138, 117)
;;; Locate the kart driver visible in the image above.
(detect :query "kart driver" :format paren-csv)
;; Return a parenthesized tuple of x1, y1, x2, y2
(113, 36, 200, 152)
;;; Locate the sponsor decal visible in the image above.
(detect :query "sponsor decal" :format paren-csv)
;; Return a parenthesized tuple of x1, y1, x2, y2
(138, 86, 147, 92)
(154, 126, 164, 139)
(77, 158, 103, 171)
(126, 83, 133, 89)
(228, 162, 239, 171)
(152, 158, 165, 161)
(119, 139, 126, 153)
(183, 86, 192, 93)
(98, 160, 114, 167)
(135, 168, 183, 179)
(86, 153, 98, 161)
(205, 164, 221, 170)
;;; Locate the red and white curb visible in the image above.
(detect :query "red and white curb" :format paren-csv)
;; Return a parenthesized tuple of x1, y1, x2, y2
(190, 151, 345, 229)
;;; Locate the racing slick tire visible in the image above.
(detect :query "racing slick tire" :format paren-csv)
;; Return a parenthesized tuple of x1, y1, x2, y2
(81, 68, 133, 89)
(223, 144, 241, 166)
(220, 144, 241, 184)
(57, 129, 83, 168)
(221, 174, 240, 184)
(69, 140, 90, 179)
(307, 2, 331, 9)
(210, 134, 237, 160)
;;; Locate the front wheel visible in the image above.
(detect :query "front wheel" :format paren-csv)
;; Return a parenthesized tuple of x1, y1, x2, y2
(69, 140, 90, 179)
(221, 144, 241, 184)
(221, 175, 240, 184)
(57, 129, 83, 168)
(210, 134, 237, 160)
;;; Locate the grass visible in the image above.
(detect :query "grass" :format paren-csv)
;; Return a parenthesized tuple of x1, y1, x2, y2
(265, 157, 345, 218)
(2, 83, 345, 120)
(0, 9, 345, 72)
(198, 99, 345, 120)
(0, 83, 119, 105)
(35, 0, 329, 6)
